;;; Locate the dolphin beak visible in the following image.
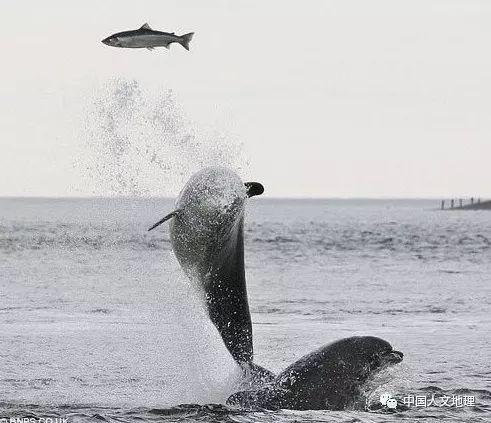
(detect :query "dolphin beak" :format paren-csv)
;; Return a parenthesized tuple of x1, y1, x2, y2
(245, 182, 264, 197)
(148, 210, 180, 231)
(381, 350, 403, 365)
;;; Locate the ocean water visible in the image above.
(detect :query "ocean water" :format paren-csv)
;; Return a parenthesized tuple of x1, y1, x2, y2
(0, 197, 490, 422)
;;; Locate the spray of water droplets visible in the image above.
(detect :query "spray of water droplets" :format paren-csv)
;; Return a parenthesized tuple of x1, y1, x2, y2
(78, 78, 248, 196)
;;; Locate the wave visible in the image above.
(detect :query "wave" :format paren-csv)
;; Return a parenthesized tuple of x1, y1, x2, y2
(2, 221, 490, 263)
(0, 223, 171, 253)
(1, 386, 489, 423)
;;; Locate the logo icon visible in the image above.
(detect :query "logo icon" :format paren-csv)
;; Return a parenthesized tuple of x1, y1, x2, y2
(380, 393, 398, 409)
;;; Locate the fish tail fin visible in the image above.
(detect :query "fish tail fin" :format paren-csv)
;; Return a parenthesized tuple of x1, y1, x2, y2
(180, 32, 194, 51)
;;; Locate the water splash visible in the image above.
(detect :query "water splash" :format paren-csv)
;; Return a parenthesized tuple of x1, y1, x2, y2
(78, 79, 248, 197)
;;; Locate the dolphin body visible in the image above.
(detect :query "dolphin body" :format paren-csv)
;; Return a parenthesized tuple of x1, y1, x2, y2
(149, 168, 265, 368)
(149, 167, 403, 410)
(227, 336, 403, 410)
(102, 23, 194, 51)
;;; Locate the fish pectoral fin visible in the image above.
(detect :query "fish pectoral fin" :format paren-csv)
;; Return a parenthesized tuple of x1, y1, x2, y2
(140, 23, 152, 30)
(146, 47, 155, 51)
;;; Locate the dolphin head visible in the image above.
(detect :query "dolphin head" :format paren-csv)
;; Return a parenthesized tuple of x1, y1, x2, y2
(317, 336, 403, 410)
(101, 34, 122, 47)
(319, 336, 403, 409)
(321, 336, 402, 382)
(364, 337, 404, 370)
(256, 336, 403, 410)
(350, 336, 403, 381)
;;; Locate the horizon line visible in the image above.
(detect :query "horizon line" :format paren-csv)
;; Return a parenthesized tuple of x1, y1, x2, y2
(0, 195, 486, 201)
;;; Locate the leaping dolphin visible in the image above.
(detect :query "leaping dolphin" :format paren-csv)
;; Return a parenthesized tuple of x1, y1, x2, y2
(149, 167, 403, 410)
(149, 168, 267, 373)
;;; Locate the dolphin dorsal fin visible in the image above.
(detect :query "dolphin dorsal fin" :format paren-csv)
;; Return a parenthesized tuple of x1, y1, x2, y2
(140, 23, 152, 30)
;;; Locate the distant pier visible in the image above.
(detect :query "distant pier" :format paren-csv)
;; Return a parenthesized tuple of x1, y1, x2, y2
(441, 198, 491, 210)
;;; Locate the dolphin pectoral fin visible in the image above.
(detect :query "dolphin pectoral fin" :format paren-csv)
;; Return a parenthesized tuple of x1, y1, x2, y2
(146, 47, 155, 51)
(244, 182, 264, 197)
(148, 210, 180, 231)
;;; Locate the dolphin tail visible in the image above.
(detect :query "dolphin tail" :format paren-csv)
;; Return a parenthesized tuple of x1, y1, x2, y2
(244, 182, 264, 197)
(179, 32, 194, 51)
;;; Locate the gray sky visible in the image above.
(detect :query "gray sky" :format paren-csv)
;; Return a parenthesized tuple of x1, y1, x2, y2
(0, 0, 490, 198)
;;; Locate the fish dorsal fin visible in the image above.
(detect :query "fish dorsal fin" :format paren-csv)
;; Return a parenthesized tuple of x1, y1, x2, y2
(140, 23, 152, 30)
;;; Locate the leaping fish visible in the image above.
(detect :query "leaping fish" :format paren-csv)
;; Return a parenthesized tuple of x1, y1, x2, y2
(102, 23, 194, 51)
